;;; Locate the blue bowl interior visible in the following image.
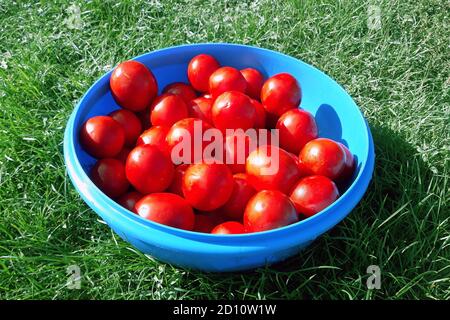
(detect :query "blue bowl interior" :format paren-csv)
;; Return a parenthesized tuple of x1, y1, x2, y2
(74, 44, 368, 188)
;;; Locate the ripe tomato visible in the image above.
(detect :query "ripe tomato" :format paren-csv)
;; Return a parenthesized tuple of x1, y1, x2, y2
(117, 191, 143, 213)
(299, 138, 345, 180)
(80, 116, 125, 158)
(109, 109, 142, 147)
(162, 82, 197, 103)
(240, 68, 264, 100)
(125, 144, 174, 194)
(211, 221, 245, 234)
(135, 193, 195, 230)
(250, 99, 266, 129)
(168, 164, 189, 196)
(224, 131, 254, 173)
(136, 107, 151, 130)
(290, 175, 339, 217)
(276, 109, 318, 154)
(150, 94, 188, 127)
(114, 146, 131, 163)
(193, 214, 219, 233)
(166, 118, 213, 164)
(188, 54, 220, 92)
(136, 126, 170, 154)
(91, 158, 129, 198)
(244, 190, 298, 232)
(220, 173, 256, 221)
(110, 60, 158, 111)
(209, 66, 247, 99)
(337, 143, 355, 182)
(187, 96, 214, 125)
(212, 91, 256, 131)
(182, 162, 234, 211)
(246, 145, 301, 194)
(261, 73, 301, 117)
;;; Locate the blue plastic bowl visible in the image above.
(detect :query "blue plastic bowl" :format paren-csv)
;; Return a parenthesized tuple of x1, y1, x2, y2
(64, 43, 375, 272)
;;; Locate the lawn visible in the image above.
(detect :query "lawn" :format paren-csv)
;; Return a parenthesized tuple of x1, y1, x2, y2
(0, 0, 448, 299)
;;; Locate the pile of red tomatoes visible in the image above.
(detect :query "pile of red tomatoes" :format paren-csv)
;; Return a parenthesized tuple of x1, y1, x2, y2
(79, 54, 355, 235)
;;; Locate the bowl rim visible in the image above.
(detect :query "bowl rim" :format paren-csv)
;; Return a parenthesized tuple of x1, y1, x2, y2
(64, 42, 374, 241)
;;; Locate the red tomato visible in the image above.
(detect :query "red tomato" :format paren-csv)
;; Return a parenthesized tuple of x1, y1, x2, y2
(187, 97, 214, 125)
(224, 131, 254, 173)
(150, 94, 188, 127)
(188, 54, 220, 92)
(182, 162, 234, 211)
(212, 91, 256, 131)
(80, 116, 125, 158)
(244, 190, 298, 232)
(209, 66, 247, 99)
(136, 126, 170, 154)
(246, 145, 301, 194)
(135, 193, 195, 230)
(109, 109, 142, 147)
(110, 60, 158, 111)
(162, 82, 197, 103)
(261, 73, 301, 117)
(168, 164, 189, 196)
(338, 143, 355, 182)
(220, 173, 256, 221)
(91, 158, 129, 198)
(240, 68, 264, 100)
(117, 191, 143, 213)
(136, 107, 151, 130)
(299, 138, 345, 180)
(290, 175, 339, 217)
(250, 99, 266, 129)
(211, 221, 245, 234)
(193, 214, 219, 233)
(125, 144, 174, 194)
(114, 146, 131, 163)
(276, 109, 318, 154)
(166, 118, 213, 164)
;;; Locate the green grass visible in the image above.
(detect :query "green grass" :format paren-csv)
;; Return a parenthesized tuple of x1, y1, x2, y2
(0, 0, 449, 299)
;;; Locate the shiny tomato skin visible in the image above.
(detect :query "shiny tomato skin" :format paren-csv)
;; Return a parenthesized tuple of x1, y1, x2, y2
(276, 109, 318, 154)
(109, 109, 142, 147)
(135, 193, 195, 230)
(80, 116, 125, 158)
(220, 173, 256, 221)
(299, 138, 346, 180)
(162, 82, 197, 103)
(224, 132, 254, 173)
(168, 164, 189, 196)
(114, 146, 131, 163)
(188, 54, 220, 92)
(136, 126, 170, 154)
(91, 158, 129, 198)
(244, 190, 298, 232)
(150, 94, 188, 127)
(125, 144, 174, 194)
(240, 68, 264, 100)
(182, 162, 234, 211)
(211, 221, 245, 234)
(250, 99, 266, 129)
(290, 175, 339, 218)
(261, 73, 301, 117)
(166, 118, 213, 164)
(337, 143, 355, 182)
(117, 191, 143, 213)
(212, 91, 256, 131)
(187, 97, 214, 125)
(246, 145, 301, 194)
(110, 60, 158, 111)
(209, 66, 247, 99)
